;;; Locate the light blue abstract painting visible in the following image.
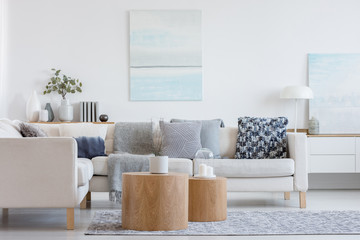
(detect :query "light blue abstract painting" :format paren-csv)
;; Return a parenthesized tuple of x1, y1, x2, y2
(309, 54, 360, 134)
(130, 10, 202, 101)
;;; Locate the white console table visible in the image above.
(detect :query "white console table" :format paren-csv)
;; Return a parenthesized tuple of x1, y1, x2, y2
(307, 135, 360, 173)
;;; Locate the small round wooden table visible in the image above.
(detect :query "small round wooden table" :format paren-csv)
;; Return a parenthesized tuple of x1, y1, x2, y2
(122, 172, 189, 231)
(188, 177, 227, 222)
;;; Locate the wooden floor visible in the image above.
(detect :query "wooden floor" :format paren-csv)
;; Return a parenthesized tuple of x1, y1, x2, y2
(1, 190, 360, 240)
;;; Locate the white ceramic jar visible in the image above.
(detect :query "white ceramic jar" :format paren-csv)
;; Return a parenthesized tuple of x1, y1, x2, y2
(149, 156, 168, 174)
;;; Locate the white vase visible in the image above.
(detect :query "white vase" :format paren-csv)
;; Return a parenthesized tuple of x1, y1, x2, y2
(26, 90, 41, 122)
(149, 156, 168, 174)
(59, 99, 73, 122)
(39, 109, 49, 122)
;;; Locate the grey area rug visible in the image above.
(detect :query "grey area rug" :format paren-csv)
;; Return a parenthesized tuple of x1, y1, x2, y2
(85, 210, 360, 235)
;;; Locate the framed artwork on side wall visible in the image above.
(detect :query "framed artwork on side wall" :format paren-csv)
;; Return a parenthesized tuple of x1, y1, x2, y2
(309, 53, 360, 134)
(129, 10, 202, 101)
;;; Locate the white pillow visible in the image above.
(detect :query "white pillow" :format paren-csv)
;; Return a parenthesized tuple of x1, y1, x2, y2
(59, 123, 108, 140)
(0, 119, 23, 138)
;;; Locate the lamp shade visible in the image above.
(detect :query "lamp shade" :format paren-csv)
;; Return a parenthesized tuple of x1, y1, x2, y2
(280, 86, 314, 99)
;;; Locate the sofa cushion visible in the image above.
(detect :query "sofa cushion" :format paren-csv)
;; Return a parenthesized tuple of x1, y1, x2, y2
(193, 158, 294, 177)
(92, 156, 193, 176)
(160, 121, 202, 159)
(34, 124, 61, 136)
(92, 156, 108, 176)
(105, 124, 115, 155)
(167, 158, 193, 176)
(77, 158, 94, 187)
(170, 119, 223, 159)
(219, 127, 238, 158)
(59, 123, 108, 140)
(235, 117, 288, 159)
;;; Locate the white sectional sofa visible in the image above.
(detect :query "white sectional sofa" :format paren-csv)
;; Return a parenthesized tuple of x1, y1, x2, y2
(0, 121, 308, 229)
(35, 122, 308, 207)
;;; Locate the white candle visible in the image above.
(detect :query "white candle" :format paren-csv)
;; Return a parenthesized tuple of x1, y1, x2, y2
(206, 166, 214, 177)
(199, 164, 207, 176)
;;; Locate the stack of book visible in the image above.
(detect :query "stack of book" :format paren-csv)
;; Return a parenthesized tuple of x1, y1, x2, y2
(80, 101, 99, 122)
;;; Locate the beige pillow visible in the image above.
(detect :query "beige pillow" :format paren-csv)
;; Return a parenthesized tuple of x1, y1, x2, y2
(59, 123, 108, 140)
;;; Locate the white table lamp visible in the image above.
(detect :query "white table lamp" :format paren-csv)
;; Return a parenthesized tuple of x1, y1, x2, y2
(280, 86, 313, 133)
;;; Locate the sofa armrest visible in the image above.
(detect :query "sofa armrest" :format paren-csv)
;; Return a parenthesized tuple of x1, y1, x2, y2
(0, 137, 78, 208)
(287, 133, 308, 192)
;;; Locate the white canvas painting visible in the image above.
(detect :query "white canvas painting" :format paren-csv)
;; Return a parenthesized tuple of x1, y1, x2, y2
(130, 10, 202, 101)
(309, 54, 360, 134)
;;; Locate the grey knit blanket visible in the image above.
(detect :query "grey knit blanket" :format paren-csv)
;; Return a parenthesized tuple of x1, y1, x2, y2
(107, 153, 153, 203)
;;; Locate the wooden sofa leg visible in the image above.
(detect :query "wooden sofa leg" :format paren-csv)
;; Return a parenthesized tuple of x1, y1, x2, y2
(2, 208, 8, 216)
(86, 192, 91, 201)
(299, 192, 306, 208)
(284, 192, 290, 200)
(67, 208, 74, 230)
(80, 196, 87, 209)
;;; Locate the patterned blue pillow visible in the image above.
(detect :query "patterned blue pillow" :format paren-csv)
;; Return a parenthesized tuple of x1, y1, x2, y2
(235, 117, 288, 159)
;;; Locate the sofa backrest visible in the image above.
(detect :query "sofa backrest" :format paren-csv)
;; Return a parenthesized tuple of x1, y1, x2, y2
(36, 123, 238, 158)
(35, 123, 115, 155)
(219, 127, 237, 158)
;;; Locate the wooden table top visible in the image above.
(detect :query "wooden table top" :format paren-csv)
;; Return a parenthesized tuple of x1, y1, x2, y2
(190, 176, 226, 181)
(122, 172, 188, 177)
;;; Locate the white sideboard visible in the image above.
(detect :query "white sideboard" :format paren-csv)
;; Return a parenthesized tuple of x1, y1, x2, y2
(307, 135, 360, 173)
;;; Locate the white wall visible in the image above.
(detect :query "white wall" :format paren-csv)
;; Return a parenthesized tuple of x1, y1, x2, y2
(0, 0, 6, 117)
(2, 0, 360, 127)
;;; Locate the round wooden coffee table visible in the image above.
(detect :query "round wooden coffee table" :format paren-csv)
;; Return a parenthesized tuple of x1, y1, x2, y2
(122, 172, 189, 231)
(188, 177, 227, 222)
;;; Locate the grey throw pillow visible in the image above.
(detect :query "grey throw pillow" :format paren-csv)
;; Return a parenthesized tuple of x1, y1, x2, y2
(235, 117, 288, 159)
(170, 119, 223, 158)
(113, 122, 154, 155)
(19, 122, 47, 137)
(160, 121, 202, 159)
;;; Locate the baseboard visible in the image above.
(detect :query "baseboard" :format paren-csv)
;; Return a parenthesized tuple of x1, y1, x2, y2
(309, 173, 360, 189)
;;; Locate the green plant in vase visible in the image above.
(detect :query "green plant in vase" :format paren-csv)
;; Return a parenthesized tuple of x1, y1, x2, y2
(43, 68, 82, 99)
(43, 68, 83, 122)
